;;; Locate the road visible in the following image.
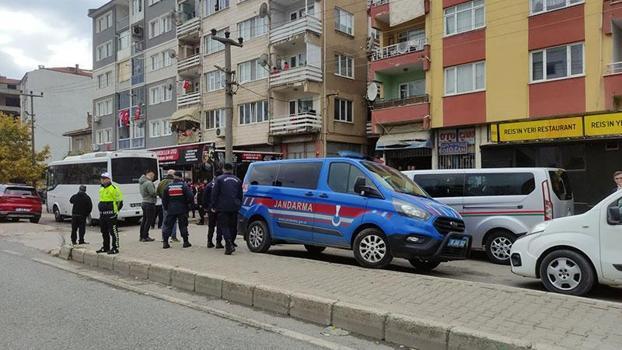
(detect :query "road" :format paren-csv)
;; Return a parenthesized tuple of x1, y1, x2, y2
(0, 240, 390, 350)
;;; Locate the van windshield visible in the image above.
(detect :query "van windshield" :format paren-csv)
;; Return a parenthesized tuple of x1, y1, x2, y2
(361, 161, 429, 198)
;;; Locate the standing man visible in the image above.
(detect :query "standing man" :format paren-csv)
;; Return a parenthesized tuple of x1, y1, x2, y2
(157, 169, 178, 242)
(202, 172, 223, 248)
(613, 171, 622, 193)
(211, 163, 242, 255)
(69, 185, 92, 245)
(162, 171, 194, 249)
(196, 180, 206, 225)
(138, 169, 157, 242)
(97, 173, 123, 255)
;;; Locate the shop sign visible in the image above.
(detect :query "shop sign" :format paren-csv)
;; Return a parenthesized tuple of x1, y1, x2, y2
(155, 144, 205, 166)
(155, 148, 179, 163)
(438, 130, 457, 144)
(584, 113, 622, 137)
(241, 153, 265, 162)
(494, 117, 583, 142)
(439, 142, 469, 155)
(457, 129, 475, 144)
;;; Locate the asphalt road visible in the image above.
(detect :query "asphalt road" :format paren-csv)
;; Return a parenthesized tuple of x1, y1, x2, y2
(0, 244, 331, 350)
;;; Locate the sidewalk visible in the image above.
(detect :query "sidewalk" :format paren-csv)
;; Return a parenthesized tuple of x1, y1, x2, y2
(8, 217, 622, 349)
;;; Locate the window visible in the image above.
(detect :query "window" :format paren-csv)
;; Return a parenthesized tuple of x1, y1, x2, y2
(148, 0, 160, 5)
(444, 0, 485, 36)
(530, 0, 583, 15)
(96, 41, 112, 61)
(206, 109, 225, 129)
(149, 14, 173, 38)
(97, 71, 112, 89)
(334, 7, 353, 35)
(132, 0, 142, 15)
(247, 164, 278, 186)
(274, 162, 323, 189)
(149, 120, 162, 137)
(111, 158, 158, 184)
(549, 170, 573, 200)
(531, 43, 583, 82)
(149, 84, 172, 105)
(335, 54, 353, 78)
(96, 12, 112, 33)
(334, 98, 353, 122)
(464, 173, 535, 196)
(96, 128, 113, 144)
(205, 70, 225, 91)
(117, 31, 130, 51)
(150, 50, 173, 71)
(413, 174, 465, 198)
(205, 0, 229, 16)
(328, 163, 376, 195)
(239, 100, 268, 125)
(162, 120, 172, 136)
(96, 99, 113, 116)
(237, 16, 268, 42)
(204, 28, 226, 54)
(289, 99, 314, 115)
(399, 80, 425, 99)
(444, 61, 485, 95)
(237, 59, 268, 83)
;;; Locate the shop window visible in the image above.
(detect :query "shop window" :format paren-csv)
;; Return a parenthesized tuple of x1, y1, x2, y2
(413, 174, 464, 198)
(274, 162, 322, 189)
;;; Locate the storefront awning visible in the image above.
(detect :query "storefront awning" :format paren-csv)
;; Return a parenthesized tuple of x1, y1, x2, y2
(171, 107, 200, 124)
(376, 131, 432, 151)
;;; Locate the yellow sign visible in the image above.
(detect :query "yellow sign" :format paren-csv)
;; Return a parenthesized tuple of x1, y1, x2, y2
(585, 113, 622, 137)
(494, 117, 583, 142)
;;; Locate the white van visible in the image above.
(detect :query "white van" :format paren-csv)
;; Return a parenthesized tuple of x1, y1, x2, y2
(510, 191, 622, 296)
(403, 168, 574, 264)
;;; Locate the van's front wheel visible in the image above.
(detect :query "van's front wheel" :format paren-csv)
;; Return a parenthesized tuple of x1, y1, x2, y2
(353, 229, 392, 268)
(539, 249, 595, 296)
(246, 220, 271, 253)
(485, 230, 516, 265)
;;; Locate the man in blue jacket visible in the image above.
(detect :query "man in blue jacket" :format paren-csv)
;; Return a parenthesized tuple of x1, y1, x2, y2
(202, 171, 223, 249)
(211, 163, 242, 255)
(162, 171, 194, 249)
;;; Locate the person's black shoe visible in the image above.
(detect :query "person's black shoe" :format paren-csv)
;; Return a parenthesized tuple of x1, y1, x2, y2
(215, 243, 224, 249)
(139, 238, 145, 242)
(144, 237, 155, 242)
(71, 241, 77, 245)
(96, 248, 108, 254)
(224, 249, 233, 255)
(163, 242, 171, 249)
(183, 241, 192, 248)
(171, 237, 180, 242)
(107, 249, 119, 255)
(78, 241, 88, 245)
(207, 242, 215, 248)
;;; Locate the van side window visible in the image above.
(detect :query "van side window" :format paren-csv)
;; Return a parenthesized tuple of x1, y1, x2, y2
(548, 170, 573, 200)
(328, 162, 377, 194)
(413, 174, 464, 198)
(274, 162, 322, 189)
(464, 173, 535, 196)
(247, 164, 278, 186)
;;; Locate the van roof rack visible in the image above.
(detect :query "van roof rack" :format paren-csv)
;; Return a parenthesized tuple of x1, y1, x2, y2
(337, 151, 371, 160)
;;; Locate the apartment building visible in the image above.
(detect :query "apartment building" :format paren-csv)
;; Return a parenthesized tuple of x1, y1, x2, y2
(368, 0, 622, 209)
(0, 76, 21, 117)
(89, 0, 177, 152)
(63, 115, 93, 156)
(164, 0, 368, 162)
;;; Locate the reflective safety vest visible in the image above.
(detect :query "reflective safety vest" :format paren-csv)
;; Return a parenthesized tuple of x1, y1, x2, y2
(99, 183, 123, 215)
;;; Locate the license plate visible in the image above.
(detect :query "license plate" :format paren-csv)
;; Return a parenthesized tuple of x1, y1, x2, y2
(130, 203, 141, 208)
(447, 238, 467, 248)
(16, 208, 31, 212)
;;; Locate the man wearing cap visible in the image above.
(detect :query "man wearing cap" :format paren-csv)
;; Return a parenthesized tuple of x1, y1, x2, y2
(69, 185, 92, 245)
(211, 163, 243, 255)
(158, 169, 179, 241)
(97, 172, 123, 255)
(162, 171, 194, 249)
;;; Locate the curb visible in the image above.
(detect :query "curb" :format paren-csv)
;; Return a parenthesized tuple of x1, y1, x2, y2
(56, 245, 539, 349)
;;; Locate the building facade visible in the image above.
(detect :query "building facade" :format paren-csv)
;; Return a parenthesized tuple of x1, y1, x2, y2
(20, 66, 93, 161)
(63, 115, 93, 156)
(0, 76, 21, 117)
(368, 0, 622, 210)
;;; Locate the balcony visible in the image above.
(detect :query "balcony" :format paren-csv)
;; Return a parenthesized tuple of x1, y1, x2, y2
(271, 16, 322, 45)
(372, 94, 430, 127)
(177, 54, 201, 72)
(177, 17, 200, 39)
(177, 91, 201, 108)
(269, 113, 321, 136)
(372, 38, 426, 61)
(607, 61, 622, 75)
(366, 122, 378, 136)
(270, 65, 322, 88)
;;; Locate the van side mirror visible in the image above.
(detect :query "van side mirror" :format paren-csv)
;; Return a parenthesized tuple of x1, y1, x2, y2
(354, 177, 382, 199)
(608, 206, 621, 225)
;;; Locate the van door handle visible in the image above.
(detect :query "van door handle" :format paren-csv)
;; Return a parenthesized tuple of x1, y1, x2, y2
(319, 193, 328, 198)
(305, 192, 314, 197)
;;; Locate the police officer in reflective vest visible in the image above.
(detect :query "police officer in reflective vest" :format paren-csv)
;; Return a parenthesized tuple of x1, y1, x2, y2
(97, 172, 123, 255)
(211, 163, 243, 255)
(162, 171, 194, 249)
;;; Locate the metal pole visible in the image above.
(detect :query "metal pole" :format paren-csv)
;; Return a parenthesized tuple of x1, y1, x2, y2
(224, 42, 233, 164)
(30, 91, 35, 164)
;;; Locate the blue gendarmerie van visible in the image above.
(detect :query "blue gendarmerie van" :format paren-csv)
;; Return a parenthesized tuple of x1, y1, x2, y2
(239, 152, 471, 270)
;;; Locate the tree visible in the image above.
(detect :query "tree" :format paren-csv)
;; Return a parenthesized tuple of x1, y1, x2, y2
(0, 112, 50, 184)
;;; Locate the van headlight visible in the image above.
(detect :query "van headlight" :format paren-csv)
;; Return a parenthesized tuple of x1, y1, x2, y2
(393, 200, 430, 221)
(529, 222, 549, 235)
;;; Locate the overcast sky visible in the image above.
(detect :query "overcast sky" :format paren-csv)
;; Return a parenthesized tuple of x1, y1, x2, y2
(0, 0, 109, 79)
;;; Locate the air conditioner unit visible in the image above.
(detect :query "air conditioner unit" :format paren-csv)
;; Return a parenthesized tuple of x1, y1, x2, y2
(216, 128, 225, 138)
(94, 115, 102, 123)
(92, 144, 100, 151)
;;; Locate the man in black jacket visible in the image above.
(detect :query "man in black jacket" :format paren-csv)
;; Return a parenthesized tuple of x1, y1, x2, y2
(162, 171, 194, 249)
(202, 171, 223, 248)
(69, 185, 92, 245)
(211, 163, 242, 255)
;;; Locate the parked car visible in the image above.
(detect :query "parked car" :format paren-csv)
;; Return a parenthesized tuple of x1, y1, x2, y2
(0, 184, 42, 223)
(510, 190, 622, 296)
(403, 168, 573, 264)
(240, 153, 471, 271)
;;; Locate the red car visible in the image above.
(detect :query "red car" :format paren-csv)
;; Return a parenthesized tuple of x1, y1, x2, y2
(0, 184, 42, 223)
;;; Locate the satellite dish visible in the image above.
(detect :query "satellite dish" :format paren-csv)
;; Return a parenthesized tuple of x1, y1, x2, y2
(366, 82, 378, 102)
(259, 3, 269, 18)
(168, 50, 176, 59)
(259, 53, 269, 67)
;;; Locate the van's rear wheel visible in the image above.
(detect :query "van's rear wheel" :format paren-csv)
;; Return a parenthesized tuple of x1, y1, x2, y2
(485, 230, 516, 265)
(304, 245, 326, 255)
(353, 228, 392, 268)
(246, 220, 271, 253)
(53, 206, 63, 222)
(539, 249, 595, 296)
(408, 258, 441, 272)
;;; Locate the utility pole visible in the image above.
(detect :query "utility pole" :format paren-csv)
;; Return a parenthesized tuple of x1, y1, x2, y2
(20, 90, 44, 164)
(210, 29, 243, 164)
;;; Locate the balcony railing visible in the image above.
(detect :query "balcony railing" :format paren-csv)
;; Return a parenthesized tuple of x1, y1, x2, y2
(118, 138, 130, 150)
(371, 37, 426, 61)
(270, 16, 322, 44)
(116, 16, 129, 31)
(177, 91, 201, 108)
(269, 113, 321, 135)
(270, 65, 322, 87)
(373, 94, 429, 109)
(607, 61, 622, 75)
(178, 54, 201, 71)
(177, 17, 200, 37)
(131, 137, 145, 149)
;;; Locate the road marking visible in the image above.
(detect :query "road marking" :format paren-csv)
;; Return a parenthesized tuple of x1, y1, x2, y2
(32, 258, 356, 350)
(1, 249, 23, 256)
